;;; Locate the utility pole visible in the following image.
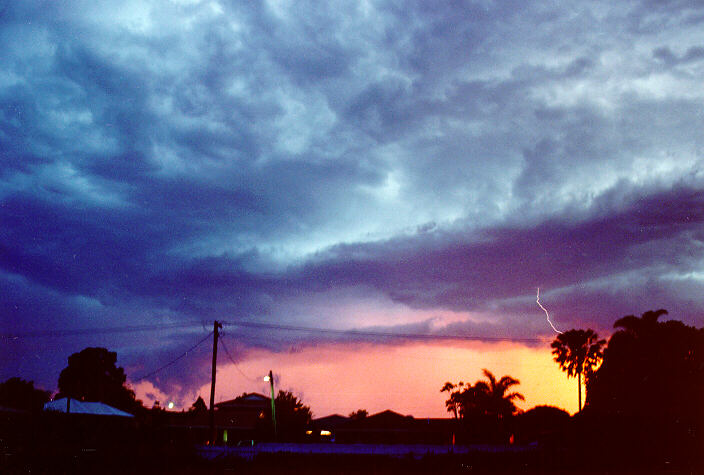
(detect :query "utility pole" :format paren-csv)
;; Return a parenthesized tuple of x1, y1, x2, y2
(265, 370, 277, 439)
(209, 320, 222, 445)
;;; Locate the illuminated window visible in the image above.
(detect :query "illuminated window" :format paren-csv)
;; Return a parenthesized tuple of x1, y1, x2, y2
(320, 430, 332, 436)
(223, 429, 228, 443)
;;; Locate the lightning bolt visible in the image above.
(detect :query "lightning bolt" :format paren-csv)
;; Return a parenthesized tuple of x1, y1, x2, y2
(537, 287, 563, 334)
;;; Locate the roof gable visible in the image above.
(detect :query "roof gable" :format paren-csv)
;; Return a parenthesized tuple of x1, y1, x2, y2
(44, 398, 134, 417)
(241, 393, 269, 401)
(312, 414, 349, 428)
(344, 409, 415, 429)
(215, 392, 269, 408)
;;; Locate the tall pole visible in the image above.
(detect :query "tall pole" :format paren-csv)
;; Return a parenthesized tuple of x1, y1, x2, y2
(209, 320, 222, 445)
(578, 372, 582, 412)
(268, 370, 277, 439)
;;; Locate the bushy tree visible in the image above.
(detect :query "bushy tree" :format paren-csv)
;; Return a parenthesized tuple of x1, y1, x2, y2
(0, 377, 51, 412)
(189, 395, 207, 413)
(272, 390, 312, 441)
(584, 310, 703, 466)
(57, 347, 143, 414)
(441, 381, 463, 419)
(349, 409, 368, 420)
(514, 405, 570, 444)
(588, 310, 703, 419)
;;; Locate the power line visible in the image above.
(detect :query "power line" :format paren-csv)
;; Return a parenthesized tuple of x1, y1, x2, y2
(1, 321, 208, 340)
(134, 331, 213, 381)
(219, 334, 261, 383)
(221, 320, 546, 344)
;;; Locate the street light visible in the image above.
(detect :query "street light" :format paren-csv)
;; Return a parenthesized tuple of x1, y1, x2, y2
(265, 370, 277, 439)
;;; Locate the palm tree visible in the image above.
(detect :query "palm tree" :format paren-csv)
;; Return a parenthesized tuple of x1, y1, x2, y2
(441, 371, 523, 420)
(475, 369, 525, 419)
(551, 329, 606, 412)
(441, 371, 524, 444)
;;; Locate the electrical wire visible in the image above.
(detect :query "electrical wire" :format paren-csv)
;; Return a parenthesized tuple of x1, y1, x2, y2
(218, 334, 261, 383)
(134, 331, 213, 381)
(221, 320, 546, 343)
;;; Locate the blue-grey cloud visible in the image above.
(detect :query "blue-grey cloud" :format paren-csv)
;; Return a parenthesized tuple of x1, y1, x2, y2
(2, 0, 703, 396)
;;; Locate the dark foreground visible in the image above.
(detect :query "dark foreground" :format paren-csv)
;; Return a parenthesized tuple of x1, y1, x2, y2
(3, 443, 701, 474)
(2, 410, 701, 474)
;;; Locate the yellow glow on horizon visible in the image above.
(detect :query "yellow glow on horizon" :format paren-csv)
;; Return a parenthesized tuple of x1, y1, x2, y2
(195, 341, 578, 418)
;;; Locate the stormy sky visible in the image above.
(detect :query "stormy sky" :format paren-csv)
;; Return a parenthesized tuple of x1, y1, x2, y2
(2, 0, 703, 412)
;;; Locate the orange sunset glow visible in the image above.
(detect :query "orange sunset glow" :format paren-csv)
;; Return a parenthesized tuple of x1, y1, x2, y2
(135, 341, 578, 417)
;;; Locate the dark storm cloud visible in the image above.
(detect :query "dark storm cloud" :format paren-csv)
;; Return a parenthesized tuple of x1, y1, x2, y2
(295, 182, 704, 311)
(2, 0, 704, 395)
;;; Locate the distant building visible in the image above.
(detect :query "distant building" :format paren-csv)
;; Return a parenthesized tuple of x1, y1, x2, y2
(44, 398, 134, 417)
(214, 393, 270, 444)
(308, 414, 349, 441)
(310, 410, 456, 445)
(165, 399, 458, 447)
(162, 392, 271, 446)
(36, 398, 138, 453)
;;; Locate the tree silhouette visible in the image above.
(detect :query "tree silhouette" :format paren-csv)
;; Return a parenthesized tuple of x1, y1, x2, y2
(514, 405, 570, 444)
(613, 308, 668, 336)
(0, 377, 51, 412)
(551, 329, 605, 412)
(588, 309, 703, 418)
(584, 311, 703, 467)
(442, 370, 524, 421)
(475, 369, 525, 420)
(441, 370, 523, 443)
(348, 409, 368, 420)
(441, 381, 462, 419)
(189, 395, 207, 413)
(271, 390, 312, 441)
(56, 347, 143, 414)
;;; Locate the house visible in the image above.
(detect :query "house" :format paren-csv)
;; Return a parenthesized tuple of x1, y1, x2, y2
(308, 414, 349, 441)
(43, 398, 134, 417)
(162, 393, 272, 445)
(213, 393, 271, 444)
(313, 410, 457, 445)
(39, 398, 139, 454)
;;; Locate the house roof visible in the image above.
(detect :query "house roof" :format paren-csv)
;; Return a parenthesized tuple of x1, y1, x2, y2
(215, 392, 269, 409)
(312, 414, 349, 428)
(338, 410, 450, 432)
(44, 398, 134, 417)
(354, 410, 415, 428)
